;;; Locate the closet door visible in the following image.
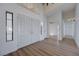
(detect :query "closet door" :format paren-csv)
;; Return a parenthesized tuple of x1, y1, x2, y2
(31, 19, 41, 43)
(17, 14, 31, 48)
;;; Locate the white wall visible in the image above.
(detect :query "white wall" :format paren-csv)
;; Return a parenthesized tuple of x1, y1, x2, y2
(0, 3, 47, 55)
(75, 4, 79, 47)
(0, 4, 18, 55)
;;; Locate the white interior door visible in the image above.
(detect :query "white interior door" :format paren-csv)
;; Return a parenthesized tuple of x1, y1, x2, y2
(48, 22, 58, 36)
(63, 21, 75, 38)
(31, 19, 41, 43)
(22, 16, 32, 46)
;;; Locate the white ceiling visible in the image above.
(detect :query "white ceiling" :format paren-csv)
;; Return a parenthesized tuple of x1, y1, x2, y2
(18, 3, 76, 15)
(61, 3, 76, 12)
(46, 3, 76, 17)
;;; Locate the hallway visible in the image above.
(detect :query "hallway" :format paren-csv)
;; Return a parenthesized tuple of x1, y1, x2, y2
(0, 3, 79, 56)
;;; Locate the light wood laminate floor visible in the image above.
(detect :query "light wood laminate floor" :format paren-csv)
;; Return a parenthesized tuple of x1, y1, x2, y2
(6, 38, 79, 56)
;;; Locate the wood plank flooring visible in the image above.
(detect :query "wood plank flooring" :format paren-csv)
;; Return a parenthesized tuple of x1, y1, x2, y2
(6, 38, 79, 56)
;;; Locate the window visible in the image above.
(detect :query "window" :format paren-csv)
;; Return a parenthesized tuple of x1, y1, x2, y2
(6, 11, 13, 42)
